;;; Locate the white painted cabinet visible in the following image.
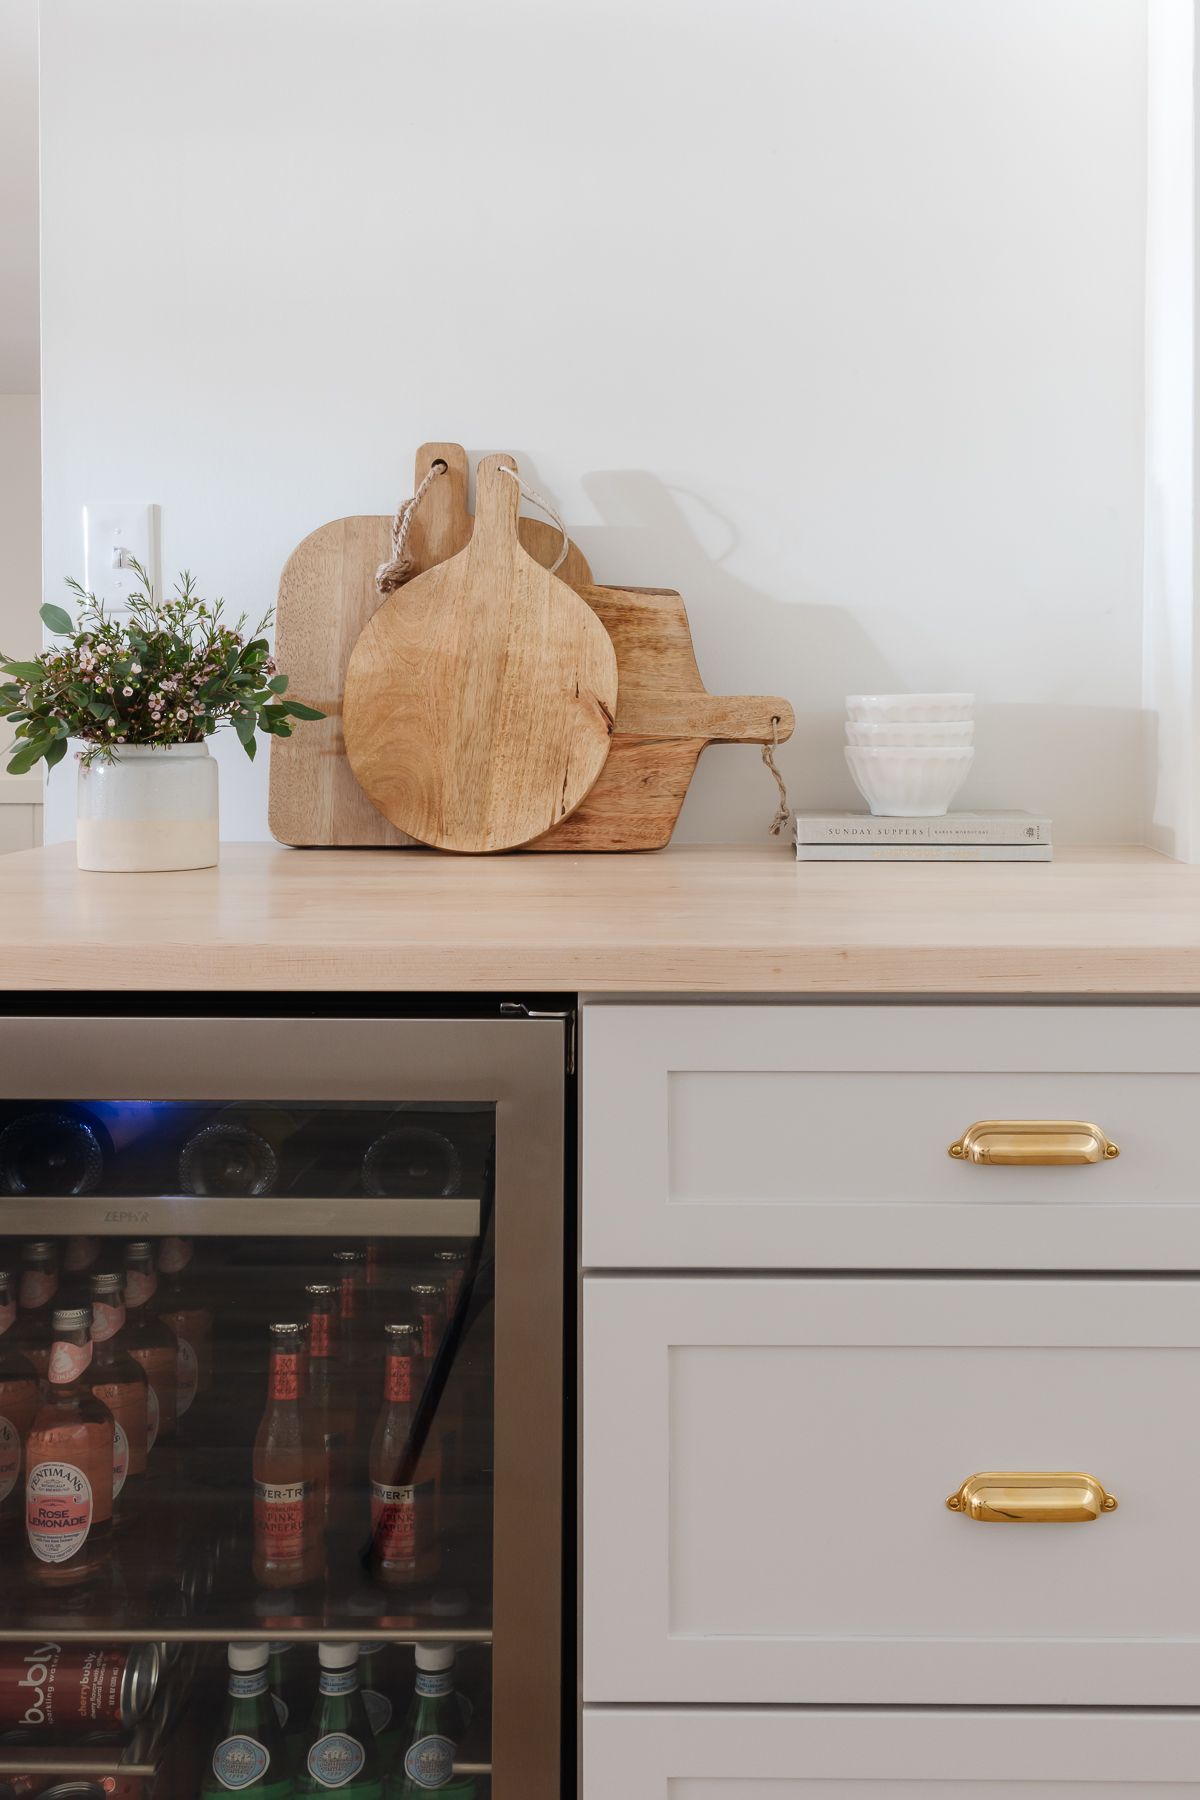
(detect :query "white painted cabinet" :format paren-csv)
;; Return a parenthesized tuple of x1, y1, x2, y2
(583, 1709, 1200, 1796)
(582, 1005, 1200, 1268)
(584, 1274, 1200, 1705)
(580, 1003, 1200, 1794)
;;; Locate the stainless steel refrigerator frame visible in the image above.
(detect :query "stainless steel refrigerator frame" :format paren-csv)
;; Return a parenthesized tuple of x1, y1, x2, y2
(0, 1011, 568, 1800)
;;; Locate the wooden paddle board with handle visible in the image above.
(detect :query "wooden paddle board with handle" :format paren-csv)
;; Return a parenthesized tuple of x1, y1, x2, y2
(526, 585, 794, 849)
(341, 454, 618, 853)
(268, 442, 594, 847)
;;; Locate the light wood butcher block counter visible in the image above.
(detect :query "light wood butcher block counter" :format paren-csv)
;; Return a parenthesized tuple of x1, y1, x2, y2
(0, 841, 1196, 994)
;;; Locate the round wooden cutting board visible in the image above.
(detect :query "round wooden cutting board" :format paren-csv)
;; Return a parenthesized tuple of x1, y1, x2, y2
(342, 454, 619, 853)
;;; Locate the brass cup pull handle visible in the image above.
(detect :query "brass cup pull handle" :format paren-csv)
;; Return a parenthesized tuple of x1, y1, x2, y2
(948, 1120, 1119, 1165)
(946, 1471, 1118, 1523)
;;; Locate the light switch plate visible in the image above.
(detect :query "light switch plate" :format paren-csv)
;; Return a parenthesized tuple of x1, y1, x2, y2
(82, 502, 162, 608)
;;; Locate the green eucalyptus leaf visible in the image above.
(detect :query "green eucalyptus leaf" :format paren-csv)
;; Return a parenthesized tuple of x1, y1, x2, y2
(240, 731, 257, 762)
(43, 736, 68, 771)
(2, 662, 45, 683)
(233, 710, 257, 745)
(268, 674, 289, 693)
(39, 602, 75, 635)
(282, 701, 324, 720)
(7, 738, 50, 775)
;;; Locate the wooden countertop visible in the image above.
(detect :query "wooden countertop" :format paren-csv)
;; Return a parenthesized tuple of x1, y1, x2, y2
(0, 841, 1196, 995)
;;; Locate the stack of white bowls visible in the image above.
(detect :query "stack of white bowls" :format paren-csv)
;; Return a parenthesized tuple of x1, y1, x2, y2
(844, 693, 975, 817)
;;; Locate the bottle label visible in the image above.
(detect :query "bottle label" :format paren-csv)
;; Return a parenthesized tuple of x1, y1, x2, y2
(19, 1271, 56, 1310)
(403, 1733, 456, 1788)
(0, 1299, 15, 1335)
(310, 1311, 333, 1358)
(110, 1418, 129, 1499)
(210, 1735, 270, 1790)
(26, 1461, 93, 1563)
(145, 1382, 160, 1451)
(268, 1353, 301, 1401)
(47, 1338, 92, 1384)
(0, 1415, 19, 1503)
(338, 1276, 357, 1321)
(318, 1667, 357, 1696)
(125, 1268, 156, 1307)
(306, 1731, 366, 1788)
(176, 1336, 199, 1415)
(91, 1300, 125, 1343)
(228, 1669, 268, 1699)
(254, 1478, 314, 1560)
(415, 1670, 454, 1698)
(158, 1236, 192, 1275)
(418, 1311, 438, 1359)
(384, 1355, 412, 1403)
(361, 1686, 392, 1736)
(370, 1478, 432, 1567)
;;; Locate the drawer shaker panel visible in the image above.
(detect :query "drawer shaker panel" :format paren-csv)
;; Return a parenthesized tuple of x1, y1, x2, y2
(583, 1708, 1200, 1798)
(583, 1276, 1200, 1705)
(582, 1005, 1200, 1268)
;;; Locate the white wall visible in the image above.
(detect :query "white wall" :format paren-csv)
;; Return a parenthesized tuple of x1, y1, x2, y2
(1143, 0, 1196, 860)
(40, 0, 1148, 845)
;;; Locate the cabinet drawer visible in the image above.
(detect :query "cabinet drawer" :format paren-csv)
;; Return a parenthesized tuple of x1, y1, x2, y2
(583, 1275, 1200, 1704)
(583, 1709, 1200, 1797)
(582, 1005, 1200, 1268)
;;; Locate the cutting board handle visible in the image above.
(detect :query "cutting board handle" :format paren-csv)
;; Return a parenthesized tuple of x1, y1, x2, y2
(473, 453, 522, 549)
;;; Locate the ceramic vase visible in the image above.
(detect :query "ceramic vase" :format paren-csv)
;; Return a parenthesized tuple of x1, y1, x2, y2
(76, 742, 218, 872)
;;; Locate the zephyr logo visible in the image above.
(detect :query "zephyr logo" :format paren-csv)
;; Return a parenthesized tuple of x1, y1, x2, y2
(103, 1208, 149, 1223)
(18, 1642, 60, 1724)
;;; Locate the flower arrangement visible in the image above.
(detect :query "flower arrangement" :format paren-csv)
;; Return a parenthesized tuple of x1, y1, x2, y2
(0, 559, 322, 774)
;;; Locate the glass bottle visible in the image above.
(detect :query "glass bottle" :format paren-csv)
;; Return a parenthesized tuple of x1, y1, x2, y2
(296, 1641, 382, 1796)
(304, 1282, 354, 1532)
(430, 1251, 468, 1315)
(24, 1304, 114, 1584)
(0, 1270, 38, 1534)
(87, 1270, 149, 1518)
(61, 1234, 102, 1299)
(388, 1645, 476, 1798)
(179, 1118, 280, 1196)
(0, 1107, 105, 1195)
(200, 1641, 295, 1800)
(11, 1240, 60, 1379)
(356, 1642, 405, 1769)
(122, 1240, 179, 1448)
(361, 1125, 462, 1199)
(270, 1644, 317, 1771)
(368, 1323, 440, 1589)
(155, 1235, 214, 1421)
(253, 1322, 323, 1590)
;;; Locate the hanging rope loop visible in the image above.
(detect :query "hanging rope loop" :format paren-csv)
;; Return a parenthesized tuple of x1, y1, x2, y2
(762, 714, 791, 837)
(496, 464, 570, 572)
(375, 458, 448, 594)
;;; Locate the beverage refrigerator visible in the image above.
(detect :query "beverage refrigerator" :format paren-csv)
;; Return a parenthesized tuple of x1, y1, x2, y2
(0, 1005, 570, 1800)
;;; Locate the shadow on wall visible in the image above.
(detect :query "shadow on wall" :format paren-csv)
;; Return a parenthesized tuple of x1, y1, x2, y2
(479, 458, 1148, 846)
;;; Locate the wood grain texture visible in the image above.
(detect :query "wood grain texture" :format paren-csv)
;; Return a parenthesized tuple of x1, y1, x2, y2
(342, 455, 618, 852)
(268, 442, 596, 847)
(527, 586, 794, 850)
(0, 843, 1195, 994)
(269, 446, 795, 853)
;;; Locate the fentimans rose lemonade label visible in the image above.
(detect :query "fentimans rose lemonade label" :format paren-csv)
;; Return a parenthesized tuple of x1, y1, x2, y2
(26, 1461, 95, 1564)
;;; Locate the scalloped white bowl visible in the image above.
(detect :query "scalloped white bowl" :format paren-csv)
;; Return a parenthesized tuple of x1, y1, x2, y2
(845, 721, 974, 748)
(844, 745, 974, 817)
(846, 692, 975, 724)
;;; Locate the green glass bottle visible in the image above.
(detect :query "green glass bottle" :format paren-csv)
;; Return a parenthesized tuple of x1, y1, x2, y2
(387, 1645, 476, 1798)
(201, 1642, 295, 1798)
(296, 1640, 383, 1797)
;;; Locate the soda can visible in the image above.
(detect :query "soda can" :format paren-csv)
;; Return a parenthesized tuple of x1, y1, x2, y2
(0, 1642, 159, 1741)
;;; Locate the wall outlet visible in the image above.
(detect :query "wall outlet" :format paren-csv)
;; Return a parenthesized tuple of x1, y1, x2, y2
(82, 502, 161, 608)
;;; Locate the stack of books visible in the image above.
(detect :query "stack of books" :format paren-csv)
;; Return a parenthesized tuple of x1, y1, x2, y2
(794, 811, 1052, 862)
